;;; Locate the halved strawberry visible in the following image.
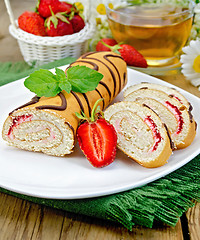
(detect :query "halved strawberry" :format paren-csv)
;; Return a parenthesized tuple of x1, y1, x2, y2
(76, 99, 117, 168)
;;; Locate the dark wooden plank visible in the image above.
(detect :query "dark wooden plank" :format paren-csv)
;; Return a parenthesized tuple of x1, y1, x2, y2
(0, 192, 184, 240)
(186, 201, 200, 240)
(59, 212, 184, 240)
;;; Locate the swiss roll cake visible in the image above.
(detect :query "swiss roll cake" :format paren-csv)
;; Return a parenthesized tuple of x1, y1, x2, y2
(2, 52, 127, 156)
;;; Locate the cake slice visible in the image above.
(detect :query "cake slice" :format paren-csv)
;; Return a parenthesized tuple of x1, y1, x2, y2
(123, 82, 191, 110)
(124, 88, 196, 149)
(104, 101, 173, 168)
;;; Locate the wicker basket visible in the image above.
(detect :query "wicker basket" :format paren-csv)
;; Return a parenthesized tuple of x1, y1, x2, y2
(4, 0, 96, 66)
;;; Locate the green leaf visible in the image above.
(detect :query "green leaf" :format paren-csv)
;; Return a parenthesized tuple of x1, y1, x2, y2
(24, 65, 104, 98)
(24, 69, 61, 97)
(66, 65, 103, 93)
(55, 68, 72, 93)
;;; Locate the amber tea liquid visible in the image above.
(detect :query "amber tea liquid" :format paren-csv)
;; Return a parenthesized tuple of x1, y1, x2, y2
(108, 5, 193, 67)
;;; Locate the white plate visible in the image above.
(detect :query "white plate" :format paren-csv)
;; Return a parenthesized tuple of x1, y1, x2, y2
(0, 67, 200, 199)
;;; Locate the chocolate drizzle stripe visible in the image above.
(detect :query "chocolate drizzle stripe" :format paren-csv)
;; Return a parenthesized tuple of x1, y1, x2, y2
(163, 123, 175, 150)
(123, 72, 127, 86)
(36, 92, 67, 111)
(71, 91, 84, 113)
(95, 89, 105, 110)
(99, 81, 112, 101)
(65, 121, 75, 135)
(188, 103, 193, 123)
(82, 93, 92, 117)
(103, 54, 122, 94)
(81, 52, 117, 97)
(69, 60, 99, 71)
(188, 110, 193, 123)
(189, 102, 193, 111)
(9, 96, 40, 115)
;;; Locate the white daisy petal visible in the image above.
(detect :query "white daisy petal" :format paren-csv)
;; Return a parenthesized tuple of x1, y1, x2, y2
(181, 63, 194, 69)
(190, 40, 200, 54)
(182, 67, 195, 74)
(181, 39, 200, 90)
(191, 78, 200, 87)
(183, 46, 198, 55)
(180, 54, 195, 62)
(182, 45, 191, 54)
(182, 72, 200, 80)
(181, 69, 195, 75)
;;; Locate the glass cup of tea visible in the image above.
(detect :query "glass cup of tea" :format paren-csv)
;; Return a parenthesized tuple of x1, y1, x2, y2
(106, 0, 194, 68)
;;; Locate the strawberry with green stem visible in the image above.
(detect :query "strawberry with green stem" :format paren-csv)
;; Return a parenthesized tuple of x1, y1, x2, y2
(45, 8, 73, 36)
(96, 38, 117, 51)
(76, 99, 117, 168)
(99, 40, 148, 68)
(37, 0, 75, 18)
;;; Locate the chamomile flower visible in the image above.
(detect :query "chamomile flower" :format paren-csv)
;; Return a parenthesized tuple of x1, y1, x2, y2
(89, 0, 127, 50)
(180, 39, 200, 90)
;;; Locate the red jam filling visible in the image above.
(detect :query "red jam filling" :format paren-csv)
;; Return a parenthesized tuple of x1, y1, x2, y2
(170, 94, 183, 104)
(8, 114, 32, 136)
(165, 101, 183, 134)
(144, 116, 162, 152)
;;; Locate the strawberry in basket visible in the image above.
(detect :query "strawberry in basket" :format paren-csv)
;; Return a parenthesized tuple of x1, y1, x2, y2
(38, 0, 74, 18)
(45, 12, 74, 36)
(37, 0, 78, 18)
(18, 11, 47, 36)
(18, 0, 85, 37)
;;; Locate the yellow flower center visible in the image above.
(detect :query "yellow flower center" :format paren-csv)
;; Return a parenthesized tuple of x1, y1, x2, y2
(74, 2, 84, 12)
(96, 4, 106, 15)
(96, 18, 102, 25)
(193, 55, 200, 73)
(108, 3, 114, 9)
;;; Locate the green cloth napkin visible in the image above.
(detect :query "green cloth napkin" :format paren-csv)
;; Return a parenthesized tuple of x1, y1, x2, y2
(0, 59, 199, 230)
(0, 57, 76, 87)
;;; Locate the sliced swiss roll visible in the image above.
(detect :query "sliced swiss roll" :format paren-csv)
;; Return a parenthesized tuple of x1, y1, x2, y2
(123, 82, 191, 110)
(2, 52, 127, 156)
(104, 101, 173, 168)
(124, 88, 196, 149)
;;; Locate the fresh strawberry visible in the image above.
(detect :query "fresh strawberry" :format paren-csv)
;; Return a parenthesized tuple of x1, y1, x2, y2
(37, 0, 74, 18)
(117, 44, 148, 68)
(57, 1, 74, 13)
(76, 99, 117, 168)
(101, 41, 148, 68)
(37, 0, 60, 18)
(18, 11, 46, 36)
(70, 14, 85, 33)
(96, 38, 117, 51)
(45, 12, 73, 36)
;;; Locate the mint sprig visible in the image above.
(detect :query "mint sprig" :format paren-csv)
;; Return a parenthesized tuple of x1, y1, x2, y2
(24, 66, 103, 97)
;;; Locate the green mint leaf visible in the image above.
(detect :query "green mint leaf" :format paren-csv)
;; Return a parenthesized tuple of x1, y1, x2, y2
(24, 65, 104, 98)
(55, 68, 72, 93)
(66, 65, 103, 93)
(58, 79, 72, 93)
(24, 69, 61, 97)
